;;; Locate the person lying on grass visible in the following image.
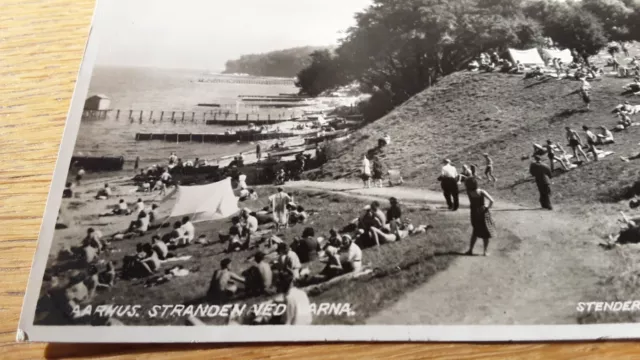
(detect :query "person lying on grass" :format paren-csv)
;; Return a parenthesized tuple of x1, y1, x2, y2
(370, 219, 433, 246)
(207, 258, 246, 304)
(605, 212, 640, 245)
(616, 112, 633, 130)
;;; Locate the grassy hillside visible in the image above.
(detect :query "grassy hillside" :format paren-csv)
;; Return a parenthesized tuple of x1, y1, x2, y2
(318, 69, 640, 208)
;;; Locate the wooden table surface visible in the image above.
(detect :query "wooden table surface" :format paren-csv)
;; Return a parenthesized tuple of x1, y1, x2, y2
(1, 0, 640, 358)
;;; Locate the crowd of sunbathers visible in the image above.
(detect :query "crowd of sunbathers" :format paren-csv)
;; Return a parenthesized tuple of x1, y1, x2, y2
(209, 192, 432, 308)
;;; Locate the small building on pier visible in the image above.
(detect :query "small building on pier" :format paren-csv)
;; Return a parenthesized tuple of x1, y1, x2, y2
(84, 94, 111, 111)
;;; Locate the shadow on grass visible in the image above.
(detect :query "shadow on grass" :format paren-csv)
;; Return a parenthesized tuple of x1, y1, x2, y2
(523, 76, 552, 89)
(434, 250, 472, 257)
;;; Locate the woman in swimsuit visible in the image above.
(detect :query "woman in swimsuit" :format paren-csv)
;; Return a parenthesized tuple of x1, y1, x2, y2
(565, 127, 589, 163)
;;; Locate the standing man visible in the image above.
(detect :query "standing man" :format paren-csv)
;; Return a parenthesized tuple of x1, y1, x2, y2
(439, 159, 459, 211)
(256, 143, 262, 161)
(529, 155, 553, 210)
(269, 187, 291, 231)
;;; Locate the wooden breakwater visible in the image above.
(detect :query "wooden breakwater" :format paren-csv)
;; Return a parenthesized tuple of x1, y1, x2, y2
(70, 155, 125, 171)
(196, 77, 295, 86)
(135, 131, 314, 144)
(82, 108, 302, 125)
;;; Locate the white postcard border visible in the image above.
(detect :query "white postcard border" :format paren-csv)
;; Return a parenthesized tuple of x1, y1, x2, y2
(17, 0, 640, 343)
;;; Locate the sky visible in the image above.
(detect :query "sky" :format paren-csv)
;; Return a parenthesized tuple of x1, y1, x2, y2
(95, 0, 373, 71)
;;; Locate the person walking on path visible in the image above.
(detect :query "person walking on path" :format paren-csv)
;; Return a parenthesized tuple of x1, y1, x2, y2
(529, 155, 553, 210)
(464, 177, 495, 256)
(439, 159, 459, 211)
(256, 143, 262, 161)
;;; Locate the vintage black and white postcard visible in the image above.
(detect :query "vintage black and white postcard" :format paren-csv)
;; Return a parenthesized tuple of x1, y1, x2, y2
(18, 0, 640, 343)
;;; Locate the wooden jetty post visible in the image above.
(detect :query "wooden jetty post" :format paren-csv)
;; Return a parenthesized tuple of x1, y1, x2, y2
(181, 112, 185, 122)
(191, 112, 195, 122)
(139, 110, 143, 121)
(149, 111, 153, 121)
(129, 110, 133, 120)
(171, 111, 175, 122)
(213, 113, 217, 121)
(116, 109, 120, 120)
(235, 113, 238, 121)
(160, 111, 164, 121)
(246, 114, 249, 121)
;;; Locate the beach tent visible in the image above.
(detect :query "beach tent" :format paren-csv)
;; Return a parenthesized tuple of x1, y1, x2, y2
(508, 48, 545, 67)
(542, 48, 573, 64)
(168, 177, 239, 223)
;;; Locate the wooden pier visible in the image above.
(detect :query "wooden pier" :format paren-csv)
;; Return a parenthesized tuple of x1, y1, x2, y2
(135, 131, 313, 144)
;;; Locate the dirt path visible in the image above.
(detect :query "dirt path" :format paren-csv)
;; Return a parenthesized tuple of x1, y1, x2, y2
(284, 180, 615, 325)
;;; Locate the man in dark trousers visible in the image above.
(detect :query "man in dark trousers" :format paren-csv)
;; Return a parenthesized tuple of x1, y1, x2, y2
(439, 159, 459, 211)
(256, 143, 261, 161)
(529, 155, 553, 210)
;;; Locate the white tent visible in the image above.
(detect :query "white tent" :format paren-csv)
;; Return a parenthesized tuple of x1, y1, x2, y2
(542, 48, 573, 64)
(508, 48, 545, 67)
(168, 177, 239, 223)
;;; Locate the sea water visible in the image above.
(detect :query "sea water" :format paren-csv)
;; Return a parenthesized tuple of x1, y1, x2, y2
(75, 66, 300, 168)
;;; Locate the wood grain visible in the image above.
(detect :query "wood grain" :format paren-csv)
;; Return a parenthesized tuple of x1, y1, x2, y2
(1, 0, 640, 358)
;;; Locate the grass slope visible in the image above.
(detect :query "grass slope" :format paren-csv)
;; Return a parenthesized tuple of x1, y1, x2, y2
(320, 70, 640, 207)
(36, 184, 465, 326)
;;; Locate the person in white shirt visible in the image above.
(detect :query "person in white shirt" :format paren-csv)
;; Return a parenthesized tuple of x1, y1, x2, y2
(241, 208, 259, 249)
(180, 216, 195, 244)
(169, 152, 178, 165)
(238, 174, 248, 190)
(362, 154, 372, 188)
(75, 167, 85, 185)
(269, 188, 291, 231)
(439, 159, 460, 211)
(278, 272, 312, 325)
(113, 199, 130, 215)
(134, 198, 145, 214)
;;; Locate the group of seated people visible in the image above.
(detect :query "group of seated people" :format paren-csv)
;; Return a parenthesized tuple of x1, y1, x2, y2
(468, 52, 522, 74)
(206, 196, 433, 307)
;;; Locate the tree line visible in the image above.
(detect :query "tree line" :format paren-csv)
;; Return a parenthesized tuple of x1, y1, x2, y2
(295, 0, 640, 120)
(223, 46, 330, 78)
